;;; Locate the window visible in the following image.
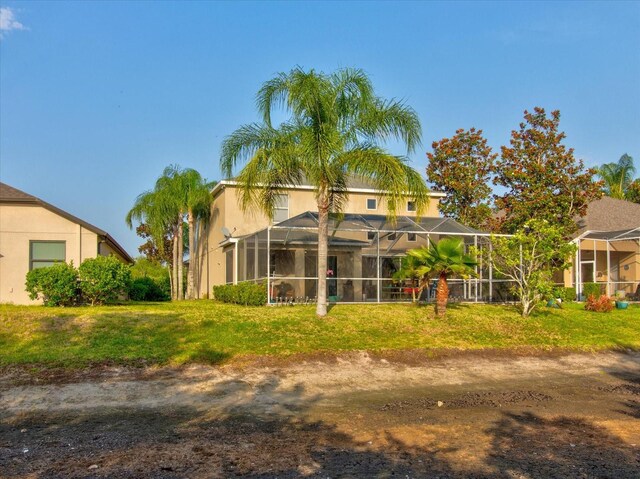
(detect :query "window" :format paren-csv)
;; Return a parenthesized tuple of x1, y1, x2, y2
(407, 201, 416, 212)
(388, 233, 396, 241)
(367, 231, 376, 241)
(30, 241, 65, 270)
(408, 233, 417, 242)
(366, 198, 377, 210)
(273, 194, 289, 223)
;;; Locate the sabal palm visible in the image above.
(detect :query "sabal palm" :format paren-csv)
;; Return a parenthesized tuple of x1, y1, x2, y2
(407, 237, 477, 318)
(221, 67, 429, 316)
(598, 154, 636, 199)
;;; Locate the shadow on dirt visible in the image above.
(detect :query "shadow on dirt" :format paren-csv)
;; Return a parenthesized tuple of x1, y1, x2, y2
(1, 373, 639, 478)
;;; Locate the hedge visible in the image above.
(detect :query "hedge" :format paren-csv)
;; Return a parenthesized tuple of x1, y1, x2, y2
(213, 282, 267, 306)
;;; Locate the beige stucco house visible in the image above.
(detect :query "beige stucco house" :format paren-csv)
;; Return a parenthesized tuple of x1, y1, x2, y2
(195, 178, 512, 303)
(567, 197, 640, 299)
(0, 182, 133, 305)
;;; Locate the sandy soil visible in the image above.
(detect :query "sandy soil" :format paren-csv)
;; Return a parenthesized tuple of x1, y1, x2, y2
(1, 351, 639, 478)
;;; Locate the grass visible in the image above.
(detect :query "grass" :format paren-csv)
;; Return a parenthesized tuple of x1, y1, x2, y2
(1, 301, 639, 369)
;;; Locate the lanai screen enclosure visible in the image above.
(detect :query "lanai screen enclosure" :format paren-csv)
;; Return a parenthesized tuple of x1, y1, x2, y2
(222, 212, 516, 304)
(573, 227, 640, 299)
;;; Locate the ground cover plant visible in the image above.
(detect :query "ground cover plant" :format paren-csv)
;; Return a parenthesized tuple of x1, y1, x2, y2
(1, 301, 638, 369)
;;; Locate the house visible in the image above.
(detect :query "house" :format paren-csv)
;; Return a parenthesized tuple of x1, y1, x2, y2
(195, 178, 510, 303)
(567, 197, 640, 299)
(0, 182, 133, 304)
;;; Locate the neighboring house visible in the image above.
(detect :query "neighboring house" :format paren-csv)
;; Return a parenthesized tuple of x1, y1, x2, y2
(196, 178, 508, 303)
(0, 182, 133, 304)
(567, 197, 640, 299)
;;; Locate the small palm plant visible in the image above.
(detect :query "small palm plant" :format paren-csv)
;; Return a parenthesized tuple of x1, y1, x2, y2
(407, 237, 477, 318)
(393, 255, 430, 303)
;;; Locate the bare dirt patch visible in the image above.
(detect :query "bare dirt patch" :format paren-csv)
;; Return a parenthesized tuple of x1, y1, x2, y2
(1, 352, 639, 478)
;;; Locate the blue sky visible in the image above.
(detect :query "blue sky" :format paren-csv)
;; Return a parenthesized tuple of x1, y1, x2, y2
(1, 1, 639, 255)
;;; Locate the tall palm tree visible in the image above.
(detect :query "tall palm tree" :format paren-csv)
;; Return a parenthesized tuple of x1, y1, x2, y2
(598, 154, 636, 199)
(221, 67, 429, 317)
(179, 169, 216, 299)
(406, 238, 477, 318)
(126, 180, 180, 300)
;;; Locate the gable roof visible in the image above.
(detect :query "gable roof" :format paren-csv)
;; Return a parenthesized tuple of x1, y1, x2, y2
(0, 182, 133, 263)
(576, 197, 640, 235)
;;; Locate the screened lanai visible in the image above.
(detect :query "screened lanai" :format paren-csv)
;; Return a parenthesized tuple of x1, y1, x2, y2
(573, 227, 640, 300)
(225, 211, 516, 304)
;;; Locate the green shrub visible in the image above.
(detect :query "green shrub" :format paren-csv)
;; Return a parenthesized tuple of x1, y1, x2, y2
(78, 256, 132, 306)
(582, 282, 601, 299)
(25, 262, 79, 306)
(213, 282, 267, 306)
(129, 277, 170, 301)
(553, 286, 576, 303)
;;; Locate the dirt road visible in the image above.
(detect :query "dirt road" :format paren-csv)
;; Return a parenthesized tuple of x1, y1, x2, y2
(1, 351, 639, 478)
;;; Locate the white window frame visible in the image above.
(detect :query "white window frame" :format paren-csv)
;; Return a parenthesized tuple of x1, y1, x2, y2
(273, 194, 289, 223)
(407, 201, 416, 212)
(366, 198, 377, 210)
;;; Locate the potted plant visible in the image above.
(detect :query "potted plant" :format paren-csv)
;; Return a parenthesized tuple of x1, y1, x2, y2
(615, 291, 629, 310)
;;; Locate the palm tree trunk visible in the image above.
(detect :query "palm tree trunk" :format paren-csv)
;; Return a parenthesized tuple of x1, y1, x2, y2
(172, 226, 179, 301)
(187, 210, 195, 300)
(316, 188, 330, 317)
(435, 271, 449, 318)
(177, 217, 184, 300)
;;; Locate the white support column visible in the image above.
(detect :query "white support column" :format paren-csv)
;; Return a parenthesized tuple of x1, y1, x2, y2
(376, 233, 380, 303)
(474, 235, 478, 302)
(266, 228, 271, 304)
(488, 241, 493, 302)
(233, 244, 238, 285)
(606, 239, 611, 296)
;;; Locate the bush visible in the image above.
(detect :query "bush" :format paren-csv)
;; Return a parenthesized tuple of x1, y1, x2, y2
(582, 282, 601, 299)
(129, 277, 170, 301)
(25, 262, 79, 306)
(213, 282, 267, 306)
(78, 256, 132, 306)
(585, 294, 614, 313)
(552, 287, 576, 303)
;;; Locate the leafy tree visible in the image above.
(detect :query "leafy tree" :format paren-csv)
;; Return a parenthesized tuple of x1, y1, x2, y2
(135, 224, 173, 265)
(483, 219, 577, 317)
(130, 257, 171, 299)
(221, 67, 429, 317)
(25, 262, 79, 306)
(626, 178, 640, 204)
(597, 153, 636, 199)
(405, 238, 477, 318)
(426, 128, 496, 229)
(493, 108, 602, 236)
(78, 256, 131, 306)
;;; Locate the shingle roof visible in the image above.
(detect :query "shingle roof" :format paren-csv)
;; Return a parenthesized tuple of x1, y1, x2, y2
(577, 197, 640, 234)
(0, 182, 133, 263)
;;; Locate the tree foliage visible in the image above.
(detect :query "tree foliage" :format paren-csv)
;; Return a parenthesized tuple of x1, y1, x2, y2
(493, 108, 602, 236)
(78, 256, 131, 306)
(426, 128, 496, 229)
(220, 67, 429, 317)
(597, 153, 636, 200)
(626, 178, 640, 204)
(405, 238, 477, 318)
(484, 219, 577, 317)
(25, 262, 79, 306)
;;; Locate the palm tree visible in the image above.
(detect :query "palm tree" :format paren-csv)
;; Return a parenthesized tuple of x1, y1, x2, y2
(406, 238, 477, 318)
(598, 154, 636, 199)
(393, 254, 430, 303)
(179, 169, 216, 299)
(220, 67, 429, 317)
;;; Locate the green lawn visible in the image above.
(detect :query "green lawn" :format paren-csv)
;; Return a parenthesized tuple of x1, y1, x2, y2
(1, 301, 638, 369)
